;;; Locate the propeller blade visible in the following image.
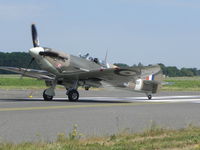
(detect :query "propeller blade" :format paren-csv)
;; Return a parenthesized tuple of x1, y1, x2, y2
(20, 58, 35, 79)
(31, 24, 40, 47)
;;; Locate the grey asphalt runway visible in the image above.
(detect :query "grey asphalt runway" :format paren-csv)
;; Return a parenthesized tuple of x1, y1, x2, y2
(0, 89, 200, 143)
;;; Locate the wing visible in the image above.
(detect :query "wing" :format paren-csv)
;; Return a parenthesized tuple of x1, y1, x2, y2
(0, 64, 161, 88)
(58, 67, 140, 87)
(58, 65, 162, 88)
(0, 67, 55, 80)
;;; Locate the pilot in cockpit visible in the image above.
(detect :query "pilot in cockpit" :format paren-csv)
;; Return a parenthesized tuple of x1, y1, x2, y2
(93, 58, 100, 64)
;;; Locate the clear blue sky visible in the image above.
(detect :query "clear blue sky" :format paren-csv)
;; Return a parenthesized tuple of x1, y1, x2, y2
(0, 0, 200, 68)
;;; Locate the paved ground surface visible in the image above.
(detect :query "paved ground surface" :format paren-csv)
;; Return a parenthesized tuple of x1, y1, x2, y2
(0, 89, 200, 143)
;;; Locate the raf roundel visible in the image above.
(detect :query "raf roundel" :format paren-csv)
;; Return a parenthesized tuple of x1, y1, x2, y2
(114, 69, 136, 76)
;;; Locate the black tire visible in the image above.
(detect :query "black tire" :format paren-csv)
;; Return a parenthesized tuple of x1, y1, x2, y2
(68, 89, 79, 102)
(148, 95, 152, 100)
(43, 90, 53, 101)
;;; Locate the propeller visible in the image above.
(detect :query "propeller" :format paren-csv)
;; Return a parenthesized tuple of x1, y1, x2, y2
(20, 57, 35, 79)
(21, 24, 39, 79)
(31, 24, 40, 47)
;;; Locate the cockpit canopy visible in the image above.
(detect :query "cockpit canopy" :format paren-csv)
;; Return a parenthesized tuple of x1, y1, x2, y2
(79, 53, 110, 67)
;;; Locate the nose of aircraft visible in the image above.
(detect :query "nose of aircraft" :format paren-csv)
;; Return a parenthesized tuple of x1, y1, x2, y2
(29, 47, 44, 58)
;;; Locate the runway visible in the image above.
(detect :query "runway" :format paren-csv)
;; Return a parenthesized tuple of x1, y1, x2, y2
(0, 89, 200, 143)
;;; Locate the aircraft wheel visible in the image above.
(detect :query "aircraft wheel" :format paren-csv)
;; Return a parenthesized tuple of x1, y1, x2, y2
(147, 94, 152, 100)
(68, 89, 79, 102)
(43, 90, 53, 101)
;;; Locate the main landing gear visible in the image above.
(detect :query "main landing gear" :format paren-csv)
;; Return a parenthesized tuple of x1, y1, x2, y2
(66, 89, 79, 102)
(43, 89, 53, 101)
(43, 88, 80, 101)
(66, 80, 79, 102)
(43, 80, 56, 101)
(43, 88, 80, 102)
(42, 80, 80, 101)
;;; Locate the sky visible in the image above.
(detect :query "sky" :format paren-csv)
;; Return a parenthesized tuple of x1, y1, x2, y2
(0, 0, 200, 68)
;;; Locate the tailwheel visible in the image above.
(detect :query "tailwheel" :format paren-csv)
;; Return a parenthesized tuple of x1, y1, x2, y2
(68, 89, 79, 102)
(43, 90, 53, 101)
(147, 94, 152, 100)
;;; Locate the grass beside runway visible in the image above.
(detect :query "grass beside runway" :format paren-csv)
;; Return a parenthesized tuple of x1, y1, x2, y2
(0, 125, 200, 150)
(0, 75, 46, 89)
(0, 75, 200, 91)
(162, 77, 200, 91)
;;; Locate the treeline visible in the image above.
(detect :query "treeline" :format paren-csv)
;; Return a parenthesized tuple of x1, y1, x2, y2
(159, 64, 200, 77)
(0, 52, 39, 74)
(0, 52, 199, 77)
(114, 63, 200, 77)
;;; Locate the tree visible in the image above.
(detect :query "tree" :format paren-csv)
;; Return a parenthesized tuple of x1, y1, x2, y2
(0, 52, 39, 74)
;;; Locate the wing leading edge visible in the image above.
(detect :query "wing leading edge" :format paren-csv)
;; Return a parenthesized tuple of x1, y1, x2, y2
(0, 67, 55, 80)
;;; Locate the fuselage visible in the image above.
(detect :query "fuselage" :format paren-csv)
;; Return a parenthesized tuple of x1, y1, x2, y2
(29, 47, 103, 76)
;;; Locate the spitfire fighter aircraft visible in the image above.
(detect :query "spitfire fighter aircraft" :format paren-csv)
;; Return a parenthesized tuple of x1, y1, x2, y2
(0, 24, 163, 101)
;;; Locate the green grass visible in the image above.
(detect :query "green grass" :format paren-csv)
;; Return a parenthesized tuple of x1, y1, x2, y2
(0, 125, 200, 150)
(0, 75, 46, 89)
(163, 76, 200, 91)
(1, 75, 200, 91)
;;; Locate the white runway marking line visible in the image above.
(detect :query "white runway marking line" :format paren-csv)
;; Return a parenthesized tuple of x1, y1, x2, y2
(80, 95, 200, 103)
(23, 95, 200, 103)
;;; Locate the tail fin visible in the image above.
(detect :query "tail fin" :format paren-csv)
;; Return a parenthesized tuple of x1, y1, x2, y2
(141, 65, 163, 93)
(141, 65, 163, 82)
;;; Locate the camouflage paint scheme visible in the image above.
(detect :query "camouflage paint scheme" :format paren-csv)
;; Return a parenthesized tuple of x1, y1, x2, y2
(0, 24, 163, 100)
